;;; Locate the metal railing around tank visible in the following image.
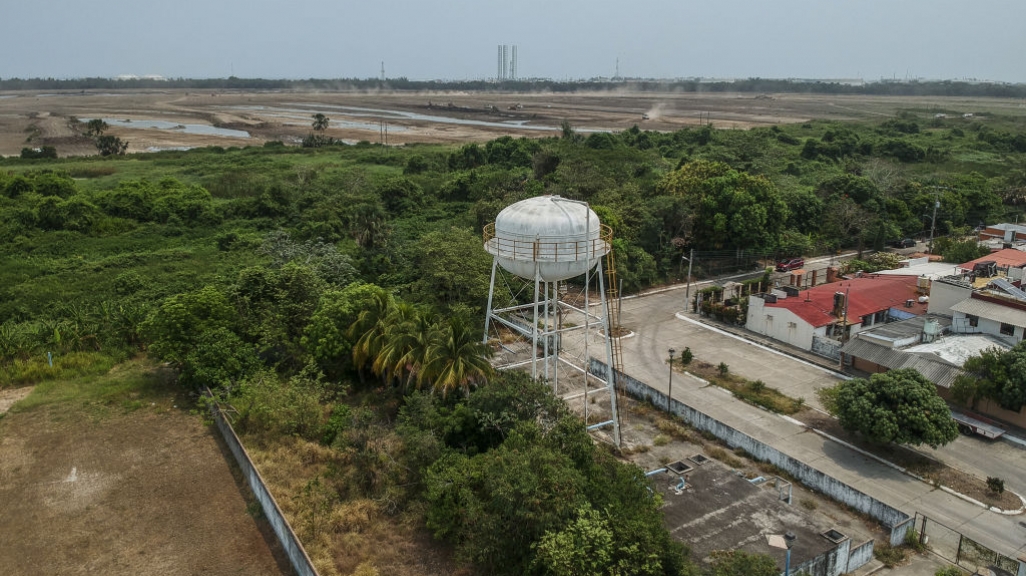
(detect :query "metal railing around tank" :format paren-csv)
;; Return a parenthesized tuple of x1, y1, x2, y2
(483, 222, 613, 262)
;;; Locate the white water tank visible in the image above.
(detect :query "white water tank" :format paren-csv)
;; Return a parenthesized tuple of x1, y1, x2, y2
(484, 195, 610, 282)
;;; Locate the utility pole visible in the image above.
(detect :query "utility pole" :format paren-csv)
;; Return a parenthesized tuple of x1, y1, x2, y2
(925, 185, 952, 255)
(838, 285, 850, 370)
(683, 249, 694, 313)
(928, 191, 940, 255)
(667, 348, 676, 412)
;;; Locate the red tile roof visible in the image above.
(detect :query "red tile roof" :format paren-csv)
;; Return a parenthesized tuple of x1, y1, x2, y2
(764, 275, 928, 327)
(959, 248, 1026, 271)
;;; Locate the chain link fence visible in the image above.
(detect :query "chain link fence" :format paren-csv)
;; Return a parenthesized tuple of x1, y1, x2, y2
(916, 513, 1020, 576)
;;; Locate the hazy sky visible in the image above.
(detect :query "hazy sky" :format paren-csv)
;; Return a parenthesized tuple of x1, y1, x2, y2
(4, 0, 1024, 82)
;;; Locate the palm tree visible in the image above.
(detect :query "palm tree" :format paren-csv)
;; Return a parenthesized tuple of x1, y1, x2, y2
(311, 113, 330, 132)
(419, 317, 494, 397)
(348, 289, 392, 383)
(401, 309, 441, 390)
(372, 301, 420, 386)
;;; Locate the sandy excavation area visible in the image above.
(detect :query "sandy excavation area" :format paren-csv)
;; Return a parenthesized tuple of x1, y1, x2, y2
(3, 88, 1023, 157)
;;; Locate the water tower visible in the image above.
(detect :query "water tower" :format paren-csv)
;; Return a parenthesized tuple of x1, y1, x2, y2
(482, 195, 621, 446)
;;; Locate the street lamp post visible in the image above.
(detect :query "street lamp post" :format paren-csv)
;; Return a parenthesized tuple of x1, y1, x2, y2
(682, 249, 694, 312)
(667, 348, 676, 412)
(784, 532, 796, 576)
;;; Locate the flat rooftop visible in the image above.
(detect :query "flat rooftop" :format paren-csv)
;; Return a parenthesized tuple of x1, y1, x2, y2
(905, 333, 1011, 365)
(653, 457, 848, 571)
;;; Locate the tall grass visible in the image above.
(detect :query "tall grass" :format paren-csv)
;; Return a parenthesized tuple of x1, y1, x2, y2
(6, 356, 174, 415)
(0, 351, 118, 388)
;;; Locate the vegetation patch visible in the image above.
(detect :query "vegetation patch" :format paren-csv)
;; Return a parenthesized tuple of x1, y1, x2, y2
(687, 361, 804, 414)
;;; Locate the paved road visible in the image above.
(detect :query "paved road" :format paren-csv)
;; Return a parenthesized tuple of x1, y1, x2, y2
(601, 282, 1026, 557)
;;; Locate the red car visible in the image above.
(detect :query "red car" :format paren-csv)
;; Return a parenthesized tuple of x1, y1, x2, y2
(776, 257, 805, 272)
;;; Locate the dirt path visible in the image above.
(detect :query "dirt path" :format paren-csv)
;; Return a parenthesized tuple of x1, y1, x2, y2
(0, 396, 291, 575)
(0, 386, 33, 415)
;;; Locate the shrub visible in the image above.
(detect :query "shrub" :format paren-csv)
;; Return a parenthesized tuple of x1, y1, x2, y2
(20, 146, 58, 159)
(874, 542, 907, 567)
(986, 476, 1005, 494)
(717, 362, 729, 376)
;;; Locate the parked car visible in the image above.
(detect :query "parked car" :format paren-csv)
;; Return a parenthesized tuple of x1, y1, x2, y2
(775, 257, 805, 272)
(890, 238, 916, 248)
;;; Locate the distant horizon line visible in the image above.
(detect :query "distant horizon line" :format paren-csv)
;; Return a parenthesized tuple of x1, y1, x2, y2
(1, 75, 1022, 86)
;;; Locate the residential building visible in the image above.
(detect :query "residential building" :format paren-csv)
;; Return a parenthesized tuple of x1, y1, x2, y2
(977, 222, 1026, 244)
(745, 275, 928, 358)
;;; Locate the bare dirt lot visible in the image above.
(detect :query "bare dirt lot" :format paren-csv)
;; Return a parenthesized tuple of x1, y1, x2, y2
(4, 88, 1026, 156)
(0, 368, 291, 576)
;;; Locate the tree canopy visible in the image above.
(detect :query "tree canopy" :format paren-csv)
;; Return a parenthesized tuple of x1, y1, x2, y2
(832, 368, 959, 448)
(954, 341, 1026, 413)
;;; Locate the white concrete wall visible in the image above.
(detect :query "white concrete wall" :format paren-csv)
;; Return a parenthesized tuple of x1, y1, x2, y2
(952, 311, 1024, 342)
(746, 295, 817, 350)
(928, 281, 971, 317)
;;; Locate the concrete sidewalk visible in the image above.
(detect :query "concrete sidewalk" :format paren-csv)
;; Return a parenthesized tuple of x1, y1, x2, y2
(673, 311, 1026, 502)
(595, 291, 1026, 558)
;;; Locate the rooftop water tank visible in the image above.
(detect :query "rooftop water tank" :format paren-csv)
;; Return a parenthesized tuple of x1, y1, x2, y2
(484, 195, 611, 282)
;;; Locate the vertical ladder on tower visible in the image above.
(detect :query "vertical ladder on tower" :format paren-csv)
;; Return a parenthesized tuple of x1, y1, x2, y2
(604, 247, 627, 434)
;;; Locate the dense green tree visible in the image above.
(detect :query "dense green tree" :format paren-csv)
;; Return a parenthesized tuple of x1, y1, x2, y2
(533, 506, 625, 576)
(95, 134, 128, 156)
(3, 175, 34, 198)
(311, 113, 329, 132)
(954, 341, 1026, 412)
(179, 327, 259, 390)
(20, 146, 58, 159)
(409, 226, 494, 311)
(376, 176, 424, 214)
(140, 286, 236, 368)
(832, 368, 959, 448)
(84, 118, 108, 137)
(303, 283, 390, 380)
(447, 143, 486, 170)
(656, 160, 788, 250)
(941, 240, 990, 264)
(425, 431, 587, 574)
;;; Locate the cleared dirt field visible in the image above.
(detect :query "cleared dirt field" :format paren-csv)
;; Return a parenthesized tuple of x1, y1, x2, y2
(0, 365, 292, 576)
(4, 88, 1026, 156)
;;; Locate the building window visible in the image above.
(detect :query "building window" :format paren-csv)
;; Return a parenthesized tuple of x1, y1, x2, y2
(874, 310, 888, 324)
(861, 314, 872, 327)
(967, 315, 979, 328)
(1000, 323, 1015, 336)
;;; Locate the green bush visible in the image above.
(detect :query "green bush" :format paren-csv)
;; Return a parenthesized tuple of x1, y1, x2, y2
(986, 476, 1005, 494)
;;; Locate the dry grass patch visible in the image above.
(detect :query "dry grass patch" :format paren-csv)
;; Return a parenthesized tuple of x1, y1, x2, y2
(687, 361, 804, 414)
(243, 433, 461, 576)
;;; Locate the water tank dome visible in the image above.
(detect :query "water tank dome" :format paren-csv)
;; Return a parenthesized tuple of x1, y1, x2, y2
(484, 195, 611, 282)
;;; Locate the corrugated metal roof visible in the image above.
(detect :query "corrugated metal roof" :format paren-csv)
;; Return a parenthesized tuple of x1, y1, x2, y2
(841, 338, 910, 365)
(950, 298, 1026, 326)
(841, 338, 962, 388)
(858, 315, 952, 341)
(959, 248, 1026, 271)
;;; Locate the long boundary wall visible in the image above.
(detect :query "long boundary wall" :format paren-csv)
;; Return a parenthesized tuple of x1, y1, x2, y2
(209, 399, 319, 576)
(590, 359, 912, 547)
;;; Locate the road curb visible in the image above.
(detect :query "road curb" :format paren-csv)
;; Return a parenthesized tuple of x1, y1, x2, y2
(809, 427, 1026, 516)
(675, 312, 851, 380)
